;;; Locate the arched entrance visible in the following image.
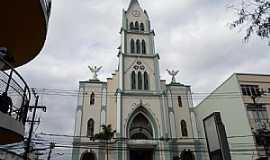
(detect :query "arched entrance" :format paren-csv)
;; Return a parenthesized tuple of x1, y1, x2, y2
(81, 151, 96, 160)
(129, 113, 153, 139)
(127, 107, 157, 160)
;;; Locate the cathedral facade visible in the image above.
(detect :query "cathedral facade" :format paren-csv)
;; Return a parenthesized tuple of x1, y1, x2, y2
(72, 0, 196, 160)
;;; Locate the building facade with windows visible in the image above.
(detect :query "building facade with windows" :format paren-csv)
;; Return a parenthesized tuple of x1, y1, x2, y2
(194, 73, 270, 160)
(72, 0, 196, 160)
(0, 0, 51, 149)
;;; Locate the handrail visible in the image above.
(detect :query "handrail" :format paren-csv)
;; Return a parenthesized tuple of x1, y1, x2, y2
(0, 56, 31, 125)
(43, 0, 52, 18)
(0, 57, 31, 100)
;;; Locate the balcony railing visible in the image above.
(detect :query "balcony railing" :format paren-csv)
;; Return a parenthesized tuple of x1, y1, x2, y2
(44, 0, 52, 17)
(0, 57, 31, 125)
(40, 0, 52, 24)
(249, 119, 270, 131)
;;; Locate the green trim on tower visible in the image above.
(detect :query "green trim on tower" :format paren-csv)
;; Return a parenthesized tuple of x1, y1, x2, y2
(122, 9, 127, 30)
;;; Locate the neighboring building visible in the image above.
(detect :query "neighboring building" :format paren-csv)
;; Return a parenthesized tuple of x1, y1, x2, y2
(0, 148, 24, 160)
(1, 0, 51, 68)
(0, 0, 51, 151)
(72, 0, 196, 160)
(194, 73, 270, 160)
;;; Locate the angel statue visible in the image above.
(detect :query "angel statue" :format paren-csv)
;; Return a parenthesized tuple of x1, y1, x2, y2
(166, 69, 179, 83)
(88, 66, 102, 80)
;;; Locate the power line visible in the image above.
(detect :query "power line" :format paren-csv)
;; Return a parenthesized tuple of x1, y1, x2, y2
(27, 92, 251, 100)
(27, 88, 270, 101)
(39, 132, 206, 140)
(49, 143, 265, 154)
(32, 87, 246, 96)
(38, 132, 255, 140)
(30, 138, 259, 150)
(24, 141, 263, 154)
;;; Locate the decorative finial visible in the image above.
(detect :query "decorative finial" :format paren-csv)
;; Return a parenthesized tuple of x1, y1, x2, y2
(88, 66, 102, 80)
(166, 69, 179, 84)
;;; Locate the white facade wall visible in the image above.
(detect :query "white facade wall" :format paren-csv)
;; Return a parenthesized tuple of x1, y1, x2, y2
(80, 82, 104, 137)
(194, 74, 256, 160)
(168, 85, 194, 139)
(123, 56, 159, 91)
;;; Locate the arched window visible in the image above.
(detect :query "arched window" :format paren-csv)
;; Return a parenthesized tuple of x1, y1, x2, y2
(144, 72, 149, 90)
(130, 39, 135, 53)
(181, 120, 188, 137)
(131, 71, 136, 89)
(135, 21, 139, 30)
(142, 40, 146, 54)
(130, 22, 134, 30)
(90, 92, 95, 105)
(140, 23, 145, 31)
(87, 119, 94, 137)
(136, 40, 140, 54)
(178, 96, 182, 107)
(138, 71, 142, 90)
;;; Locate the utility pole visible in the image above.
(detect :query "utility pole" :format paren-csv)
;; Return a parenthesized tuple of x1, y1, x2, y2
(24, 89, 46, 160)
(47, 142, 55, 160)
(106, 139, 109, 160)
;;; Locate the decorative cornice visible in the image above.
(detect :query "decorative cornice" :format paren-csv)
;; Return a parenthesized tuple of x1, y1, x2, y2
(122, 90, 163, 96)
(126, 30, 153, 35)
(120, 28, 155, 36)
(79, 80, 106, 84)
(121, 52, 159, 59)
(166, 83, 190, 87)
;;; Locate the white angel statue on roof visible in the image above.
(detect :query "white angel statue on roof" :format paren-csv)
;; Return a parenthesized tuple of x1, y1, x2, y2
(166, 69, 179, 83)
(88, 66, 102, 80)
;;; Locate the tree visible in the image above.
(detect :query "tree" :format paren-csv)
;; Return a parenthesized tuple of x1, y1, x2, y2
(94, 124, 116, 160)
(179, 150, 195, 160)
(230, 0, 270, 45)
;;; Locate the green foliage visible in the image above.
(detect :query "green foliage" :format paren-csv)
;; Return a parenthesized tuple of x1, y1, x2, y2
(179, 150, 195, 160)
(231, 0, 270, 45)
(173, 150, 195, 160)
(94, 124, 116, 141)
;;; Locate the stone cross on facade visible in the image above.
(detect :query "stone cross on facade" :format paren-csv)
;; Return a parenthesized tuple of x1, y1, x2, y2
(166, 69, 179, 84)
(88, 66, 102, 80)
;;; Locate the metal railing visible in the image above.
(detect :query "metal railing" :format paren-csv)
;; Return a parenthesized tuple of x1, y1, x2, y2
(0, 57, 31, 125)
(249, 119, 270, 130)
(43, 0, 52, 18)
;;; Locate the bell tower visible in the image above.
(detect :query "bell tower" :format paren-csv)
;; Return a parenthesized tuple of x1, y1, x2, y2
(72, 1, 197, 160)
(118, 0, 161, 92)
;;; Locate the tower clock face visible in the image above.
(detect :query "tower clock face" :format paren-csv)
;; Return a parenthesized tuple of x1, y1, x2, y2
(132, 10, 140, 17)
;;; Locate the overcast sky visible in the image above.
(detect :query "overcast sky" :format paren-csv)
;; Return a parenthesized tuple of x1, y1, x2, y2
(16, 0, 269, 158)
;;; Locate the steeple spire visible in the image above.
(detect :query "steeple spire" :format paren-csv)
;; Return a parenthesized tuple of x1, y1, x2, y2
(128, 0, 141, 10)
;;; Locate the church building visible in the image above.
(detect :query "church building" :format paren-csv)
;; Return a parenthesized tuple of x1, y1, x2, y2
(72, 0, 196, 159)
